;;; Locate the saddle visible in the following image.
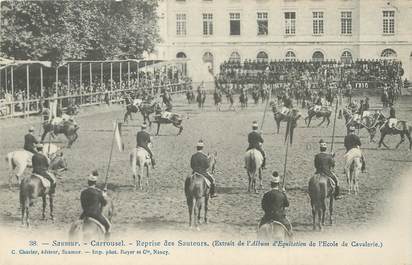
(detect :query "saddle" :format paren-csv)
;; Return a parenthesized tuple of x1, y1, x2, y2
(191, 172, 211, 188)
(31, 173, 53, 192)
(136, 147, 151, 160)
(83, 217, 106, 233)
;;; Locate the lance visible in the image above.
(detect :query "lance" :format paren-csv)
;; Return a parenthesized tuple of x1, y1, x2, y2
(330, 97, 339, 153)
(260, 84, 271, 132)
(104, 120, 117, 189)
(282, 119, 292, 189)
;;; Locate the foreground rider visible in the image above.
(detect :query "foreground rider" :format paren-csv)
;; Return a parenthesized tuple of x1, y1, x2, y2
(344, 126, 366, 173)
(24, 127, 39, 154)
(80, 170, 111, 238)
(32, 144, 56, 193)
(314, 139, 341, 199)
(246, 121, 266, 169)
(136, 123, 156, 168)
(259, 171, 292, 233)
(190, 140, 217, 198)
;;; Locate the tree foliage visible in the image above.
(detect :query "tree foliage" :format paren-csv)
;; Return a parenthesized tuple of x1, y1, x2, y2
(0, 0, 159, 64)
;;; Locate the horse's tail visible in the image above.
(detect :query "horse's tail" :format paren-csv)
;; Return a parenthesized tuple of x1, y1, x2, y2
(68, 220, 83, 241)
(184, 176, 192, 199)
(308, 176, 326, 208)
(6, 152, 16, 170)
(130, 149, 137, 176)
(246, 151, 256, 174)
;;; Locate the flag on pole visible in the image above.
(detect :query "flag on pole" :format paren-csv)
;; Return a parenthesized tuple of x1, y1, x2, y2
(114, 121, 124, 152)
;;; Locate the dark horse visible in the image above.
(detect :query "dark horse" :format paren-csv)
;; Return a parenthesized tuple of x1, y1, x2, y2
(196, 91, 206, 109)
(124, 103, 140, 123)
(139, 101, 160, 127)
(378, 119, 412, 150)
(304, 105, 332, 127)
(41, 120, 79, 148)
(271, 104, 301, 137)
(240, 90, 248, 109)
(213, 90, 222, 111)
(20, 174, 56, 227)
(186, 91, 195, 104)
(184, 153, 216, 229)
(153, 112, 184, 136)
(308, 174, 334, 231)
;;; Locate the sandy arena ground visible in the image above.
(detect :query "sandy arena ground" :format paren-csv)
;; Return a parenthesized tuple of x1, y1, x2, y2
(1, 94, 412, 240)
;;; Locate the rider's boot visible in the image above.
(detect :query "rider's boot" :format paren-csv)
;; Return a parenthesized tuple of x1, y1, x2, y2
(361, 158, 367, 173)
(50, 181, 56, 194)
(334, 185, 342, 200)
(210, 183, 217, 198)
(262, 158, 266, 170)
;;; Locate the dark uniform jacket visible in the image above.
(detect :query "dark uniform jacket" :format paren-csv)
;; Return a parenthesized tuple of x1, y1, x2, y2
(344, 134, 361, 152)
(389, 107, 396, 118)
(80, 187, 107, 215)
(136, 130, 151, 148)
(32, 152, 49, 175)
(190, 151, 210, 175)
(261, 189, 289, 219)
(248, 131, 264, 149)
(24, 133, 38, 152)
(283, 97, 293, 108)
(314, 152, 335, 177)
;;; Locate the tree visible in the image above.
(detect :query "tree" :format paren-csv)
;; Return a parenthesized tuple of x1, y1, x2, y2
(0, 0, 160, 64)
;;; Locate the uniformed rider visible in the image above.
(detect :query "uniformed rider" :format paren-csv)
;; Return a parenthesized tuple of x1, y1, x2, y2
(246, 121, 266, 169)
(259, 171, 292, 232)
(80, 170, 111, 239)
(314, 139, 341, 199)
(136, 123, 156, 168)
(24, 126, 39, 154)
(388, 104, 397, 129)
(190, 140, 217, 198)
(344, 126, 366, 173)
(32, 144, 56, 194)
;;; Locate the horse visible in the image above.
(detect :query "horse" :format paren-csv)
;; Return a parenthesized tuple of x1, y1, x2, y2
(213, 90, 222, 111)
(239, 91, 248, 109)
(5, 144, 62, 187)
(308, 174, 334, 230)
(378, 119, 412, 150)
(244, 149, 263, 193)
(19, 172, 58, 227)
(130, 147, 152, 190)
(304, 105, 332, 127)
(343, 150, 363, 194)
(252, 90, 260, 104)
(271, 105, 302, 137)
(153, 112, 184, 136)
(41, 119, 79, 148)
(69, 195, 114, 241)
(196, 91, 206, 109)
(123, 99, 142, 123)
(186, 91, 195, 104)
(184, 153, 217, 229)
(139, 101, 160, 127)
(341, 108, 382, 142)
(257, 221, 292, 241)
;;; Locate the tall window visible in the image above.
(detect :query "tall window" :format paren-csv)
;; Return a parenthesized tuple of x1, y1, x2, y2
(383, 11, 395, 34)
(312, 51, 324, 62)
(203, 13, 213, 36)
(176, 13, 187, 36)
(341, 11, 352, 35)
(229, 52, 241, 63)
(284, 12, 296, 35)
(285, 51, 296, 61)
(257, 51, 269, 63)
(312, 12, 324, 35)
(229, 13, 241, 35)
(257, 12, 268, 35)
(341, 51, 353, 64)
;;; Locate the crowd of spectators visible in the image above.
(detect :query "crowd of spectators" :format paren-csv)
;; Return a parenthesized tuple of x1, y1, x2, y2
(217, 59, 403, 87)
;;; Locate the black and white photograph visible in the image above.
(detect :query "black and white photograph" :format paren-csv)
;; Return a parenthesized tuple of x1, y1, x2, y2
(0, 0, 411, 264)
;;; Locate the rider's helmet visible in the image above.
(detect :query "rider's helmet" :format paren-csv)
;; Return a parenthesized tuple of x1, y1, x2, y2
(252, 121, 258, 129)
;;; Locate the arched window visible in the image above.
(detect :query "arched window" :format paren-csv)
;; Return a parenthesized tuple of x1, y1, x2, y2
(312, 51, 324, 62)
(340, 51, 353, 64)
(176, 52, 187, 58)
(381, 48, 397, 58)
(203, 52, 214, 74)
(229, 52, 241, 63)
(256, 51, 269, 63)
(285, 51, 296, 61)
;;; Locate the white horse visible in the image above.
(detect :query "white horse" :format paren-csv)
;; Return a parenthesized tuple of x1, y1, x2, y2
(129, 146, 152, 190)
(244, 148, 263, 193)
(343, 148, 362, 195)
(5, 144, 60, 187)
